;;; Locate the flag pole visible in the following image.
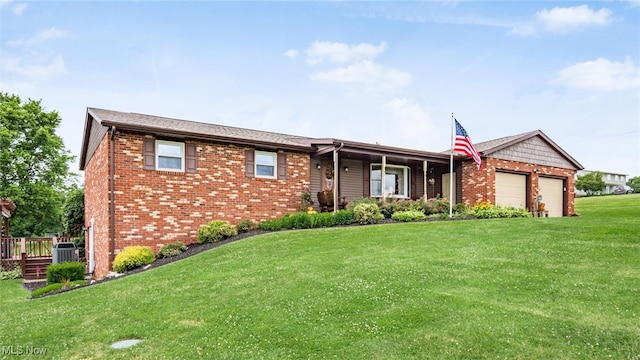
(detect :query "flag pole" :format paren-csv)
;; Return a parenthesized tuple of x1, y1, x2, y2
(449, 113, 454, 219)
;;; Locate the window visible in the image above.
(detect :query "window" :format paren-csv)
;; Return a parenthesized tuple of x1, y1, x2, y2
(370, 164, 410, 198)
(255, 151, 277, 178)
(156, 141, 184, 171)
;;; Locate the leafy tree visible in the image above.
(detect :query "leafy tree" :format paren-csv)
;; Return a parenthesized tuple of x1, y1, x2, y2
(627, 176, 640, 193)
(575, 171, 605, 196)
(62, 186, 84, 237)
(0, 93, 76, 236)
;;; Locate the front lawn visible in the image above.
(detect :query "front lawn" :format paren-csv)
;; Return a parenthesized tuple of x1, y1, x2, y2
(0, 195, 638, 359)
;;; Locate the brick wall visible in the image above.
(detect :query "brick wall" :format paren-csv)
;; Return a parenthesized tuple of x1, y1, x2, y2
(83, 131, 311, 278)
(84, 134, 112, 278)
(460, 158, 577, 215)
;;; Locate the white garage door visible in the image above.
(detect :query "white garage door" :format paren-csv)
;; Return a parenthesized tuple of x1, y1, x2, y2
(538, 177, 564, 217)
(495, 172, 526, 209)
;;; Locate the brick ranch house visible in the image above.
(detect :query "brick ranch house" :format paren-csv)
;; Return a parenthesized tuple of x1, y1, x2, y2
(80, 108, 583, 278)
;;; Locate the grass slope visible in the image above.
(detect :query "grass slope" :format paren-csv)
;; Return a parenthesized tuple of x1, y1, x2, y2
(1, 195, 639, 359)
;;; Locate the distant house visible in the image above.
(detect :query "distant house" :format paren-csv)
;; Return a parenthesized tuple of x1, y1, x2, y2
(80, 108, 583, 278)
(574, 170, 628, 195)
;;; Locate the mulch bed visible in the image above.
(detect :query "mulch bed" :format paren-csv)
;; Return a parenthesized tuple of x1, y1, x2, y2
(23, 228, 269, 296)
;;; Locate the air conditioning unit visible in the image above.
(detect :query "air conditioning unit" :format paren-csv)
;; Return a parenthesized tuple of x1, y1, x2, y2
(52, 242, 77, 264)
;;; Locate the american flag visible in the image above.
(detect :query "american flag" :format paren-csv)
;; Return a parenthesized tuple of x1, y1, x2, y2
(454, 119, 482, 170)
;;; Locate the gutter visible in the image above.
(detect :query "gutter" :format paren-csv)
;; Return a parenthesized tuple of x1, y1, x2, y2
(108, 126, 116, 270)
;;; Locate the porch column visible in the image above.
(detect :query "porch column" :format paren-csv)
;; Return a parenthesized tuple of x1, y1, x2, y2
(381, 156, 386, 201)
(423, 160, 428, 200)
(333, 148, 339, 213)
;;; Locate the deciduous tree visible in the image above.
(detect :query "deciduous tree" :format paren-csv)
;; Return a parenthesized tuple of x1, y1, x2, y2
(575, 171, 605, 196)
(0, 93, 76, 236)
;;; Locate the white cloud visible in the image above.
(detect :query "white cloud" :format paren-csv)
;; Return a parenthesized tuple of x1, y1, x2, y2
(305, 41, 386, 64)
(627, 0, 640, 8)
(11, 2, 26, 15)
(283, 49, 299, 58)
(310, 60, 411, 90)
(7, 26, 70, 47)
(510, 5, 613, 36)
(551, 58, 640, 91)
(0, 54, 68, 82)
(382, 98, 437, 145)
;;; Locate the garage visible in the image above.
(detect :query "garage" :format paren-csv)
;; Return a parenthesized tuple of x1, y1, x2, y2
(538, 177, 564, 217)
(495, 172, 527, 209)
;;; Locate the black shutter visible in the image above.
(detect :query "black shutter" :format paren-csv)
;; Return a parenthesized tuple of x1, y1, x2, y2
(185, 143, 197, 173)
(363, 161, 370, 197)
(245, 150, 255, 178)
(277, 152, 287, 180)
(143, 138, 155, 170)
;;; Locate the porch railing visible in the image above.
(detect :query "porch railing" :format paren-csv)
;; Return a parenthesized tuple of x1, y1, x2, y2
(1, 237, 73, 276)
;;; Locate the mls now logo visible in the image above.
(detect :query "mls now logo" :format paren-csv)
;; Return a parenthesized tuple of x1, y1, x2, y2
(2, 345, 47, 355)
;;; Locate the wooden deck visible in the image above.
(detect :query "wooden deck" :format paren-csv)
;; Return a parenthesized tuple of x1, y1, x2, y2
(1, 237, 77, 280)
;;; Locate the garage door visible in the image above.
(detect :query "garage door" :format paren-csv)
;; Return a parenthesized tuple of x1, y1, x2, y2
(538, 177, 564, 217)
(495, 172, 526, 209)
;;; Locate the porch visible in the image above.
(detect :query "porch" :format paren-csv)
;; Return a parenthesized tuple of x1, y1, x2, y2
(309, 140, 461, 211)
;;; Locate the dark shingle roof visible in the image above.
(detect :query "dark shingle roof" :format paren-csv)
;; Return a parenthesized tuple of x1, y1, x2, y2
(87, 107, 314, 150)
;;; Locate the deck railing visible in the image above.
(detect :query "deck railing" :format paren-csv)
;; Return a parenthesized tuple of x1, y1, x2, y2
(1, 237, 73, 275)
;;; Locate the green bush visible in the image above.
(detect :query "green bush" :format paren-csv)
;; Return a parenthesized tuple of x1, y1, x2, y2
(314, 212, 335, 227)
(157, 242, 188, 259)
(236, 219, 256, 234)
(280, 212, 313, 229)
(112, 246, 155, 273)
(31, 280, 86, 298)
(333, 209, 354, 225)
(353, 203, 384, 225)
(258, 219, 282, 231)
(468, 202, 532, 219)
(418, 198, 450, 215)
(0, 265, 22, 280)
(46, 261, 85, 284)
(197, 220, 238, 244)
(391, 210, 426, 222)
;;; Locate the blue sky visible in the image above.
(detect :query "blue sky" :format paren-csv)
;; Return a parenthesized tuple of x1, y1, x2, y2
(1, 1, 639, 178)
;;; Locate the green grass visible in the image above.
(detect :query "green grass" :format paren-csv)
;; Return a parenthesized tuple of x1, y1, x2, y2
(1, 195, 639, 359)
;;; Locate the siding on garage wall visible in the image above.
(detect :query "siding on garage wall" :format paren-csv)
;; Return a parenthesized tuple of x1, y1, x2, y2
(488, 136, 575, 169)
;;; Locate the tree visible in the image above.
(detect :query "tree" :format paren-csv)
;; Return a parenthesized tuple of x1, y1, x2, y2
(575, 171, 605, 196)
(62, 186, 84, 237)
(0, 93, 76, 236)
(627, 176, 640, 193)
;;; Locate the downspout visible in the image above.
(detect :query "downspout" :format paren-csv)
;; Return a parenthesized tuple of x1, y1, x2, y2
(108, 126, 116, 270)
(333, 142, 344, 213)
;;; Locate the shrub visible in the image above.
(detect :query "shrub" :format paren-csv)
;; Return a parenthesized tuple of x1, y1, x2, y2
(469, 203, 532, 219)
(392, 210, 426, 222)
(333, 209, 354, 225)
(236, 219, 256, 234)
(112, 246, 155, 273)
(353, 203, 383, 225)
(0, 265, 22, 280)
(419, 198, 450, 215)
(46, 261, 85, 284)
(314, 212, 335, 228)
(280, 212, 314, 229)
(31, 279, 86, 298)
(157, 242, 188, 259)
(197, 220, 238, 244)
(258, 219, 282, 231)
